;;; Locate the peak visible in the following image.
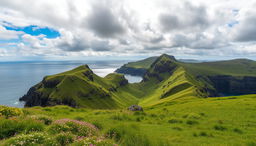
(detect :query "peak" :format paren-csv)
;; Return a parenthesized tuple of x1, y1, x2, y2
(154, 54, 177, 64)
(158, 54, 176, 61)
(74, 64, 92, 71)
(143, 54, 178, 82)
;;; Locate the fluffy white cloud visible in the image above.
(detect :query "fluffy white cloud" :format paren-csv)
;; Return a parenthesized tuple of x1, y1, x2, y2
(0, 25, 23, 40)
(0, 0, 256, 59)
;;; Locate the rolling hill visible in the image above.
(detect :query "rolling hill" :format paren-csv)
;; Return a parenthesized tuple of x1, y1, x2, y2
(5, 54, 256, 145)
(20, 65, 142, 109)
(20, 54, 256, 108)
(115, 56, 157, 76)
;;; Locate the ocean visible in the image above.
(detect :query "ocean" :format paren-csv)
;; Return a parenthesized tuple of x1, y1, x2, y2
(0, 60, 142, 107)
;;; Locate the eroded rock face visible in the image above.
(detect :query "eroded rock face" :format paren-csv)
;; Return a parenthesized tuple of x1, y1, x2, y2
(207, 75, 256, 96)
(128, 105, 143, 111)
(83, 70, 94, 81)
(42, 77, 60, 88)
(115, 66, 147, 76)
(19, 85, 52, 107)
(143, 58, 178, 82)
(118, 75, 128, 86)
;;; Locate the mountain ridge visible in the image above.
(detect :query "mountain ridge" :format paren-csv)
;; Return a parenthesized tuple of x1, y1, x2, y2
(20, 54, 256, 108)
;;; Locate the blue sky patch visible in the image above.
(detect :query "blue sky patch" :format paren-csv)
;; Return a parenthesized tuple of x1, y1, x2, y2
(3, 23, 60, 39)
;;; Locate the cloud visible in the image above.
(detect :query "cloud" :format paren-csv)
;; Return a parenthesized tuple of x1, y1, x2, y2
(57, 36, 89, 52)
(232, 4, 256, 42)
(86, 3, 126, 38)
(159, 2, 210, 32)
(90, 40, 113, 51)
(0, 25, 23, 40)
(171, 32, 229, 49)
(0, 0, 256, 59)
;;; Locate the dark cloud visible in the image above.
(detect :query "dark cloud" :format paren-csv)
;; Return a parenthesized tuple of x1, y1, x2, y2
(172, 33, 228, 49)
(87, 5, 126, 38)
(159, 2, 209, 32)
(150, 35, 164, 43)
(58, 37, 89, 52)
(144, 44, 170, 50)
(234, 15, 256, 42)
(91, 40, 112, 51)
(58, 37, 113, 52)
(119, 39, 129, 45)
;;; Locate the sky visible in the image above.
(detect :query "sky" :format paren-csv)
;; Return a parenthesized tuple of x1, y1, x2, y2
(0, 0, 256, 61)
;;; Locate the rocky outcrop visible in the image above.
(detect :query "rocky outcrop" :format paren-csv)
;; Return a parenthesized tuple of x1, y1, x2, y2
(207, 75, 256, 96)
(118, 76, 128, 86)
(128, 105, 143, 111)
(20, 86, 52, 107)
(19, 64, 114, 108)
(143, 54, 178, 82)
(115, 66, 147, 76)
(20, 84, 77, 107)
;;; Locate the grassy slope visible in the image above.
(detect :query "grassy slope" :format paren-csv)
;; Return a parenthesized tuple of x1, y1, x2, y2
(119, 55, 256, 107)
(137, 55, 205, 107)
(32, 65, 141, 109)
(123, 56, 256, 77)
(139, 67, 198, 107)
(179, 59, 256, 77)
(23, 54, 256, 110)
(10, 94, 255, 145)
(125, 56, 157, 69)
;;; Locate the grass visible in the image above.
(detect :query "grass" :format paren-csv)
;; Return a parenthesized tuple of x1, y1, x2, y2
(13, 54, 256, 145)
(21, 65, 143, 109)
(21, 54, 256, 109)
(124, 56, 158, 69)
(2, 94, 256, 145)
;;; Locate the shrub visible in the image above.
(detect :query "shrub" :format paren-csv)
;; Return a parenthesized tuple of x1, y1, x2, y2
(172, 127, 182, 131)
(22, 119, 45, 134)
(133, 111, 146, 116)
(3, 132, 57, 146)
(105, 124, 154, 146)
(121, 133, 151, 146)
(55, 132, 74, 145)
(136, 117, 141, 122)
(42, 108, 52, 112)
(247, 141, 256, 146)
(105, 127, 122, 141)
(233, 128, 243, 134)
(168, 118, 183, 124)
(110, 114, 131, 121)
(48, 119, 98, 137)
(199, 131, 208, 137)
(0, 119, 25, 139)
(0, 106, 23, 118)
(186, 120, 199, 125)
(183, 113, 201, 119)
(214, 125, 227, 131)
(0, 119, 44, 139)
(149, 114, 157, 117)
(30, 115, 53, 125)
(74, 116, 84, 121)
(92, 121, 103, 130)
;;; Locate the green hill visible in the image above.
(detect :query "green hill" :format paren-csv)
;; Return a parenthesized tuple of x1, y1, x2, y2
(119, 54, 256, 98)
(115, 56, 157, 76)
(4, 54, 256, 145)
(20, 54, 256, 108)
(20, 65, 142, 109)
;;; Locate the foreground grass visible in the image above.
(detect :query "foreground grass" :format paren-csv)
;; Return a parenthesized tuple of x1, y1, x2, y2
(1, 94, 256, 145)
